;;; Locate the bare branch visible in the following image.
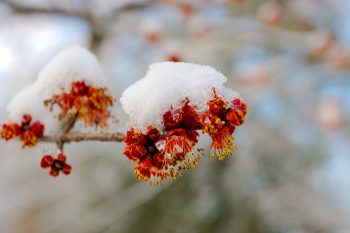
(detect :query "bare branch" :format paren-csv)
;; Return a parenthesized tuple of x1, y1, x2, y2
(41, 132, 125, 144)
(55, 112, 79, 150)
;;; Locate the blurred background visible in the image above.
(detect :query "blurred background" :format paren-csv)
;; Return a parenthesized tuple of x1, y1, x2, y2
(0, 0, 350, 232)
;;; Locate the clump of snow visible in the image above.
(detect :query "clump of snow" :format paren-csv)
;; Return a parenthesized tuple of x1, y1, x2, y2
(7, 85, 44, 122)
(35, 45, 107, 99)
(120, 62, 240, 130)
(6, 45, 107, 132)
(6, 84, 60, 133)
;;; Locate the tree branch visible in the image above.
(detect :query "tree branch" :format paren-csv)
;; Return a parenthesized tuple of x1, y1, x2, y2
(55, 112, 79, 150)
(41, 132, 125, 144)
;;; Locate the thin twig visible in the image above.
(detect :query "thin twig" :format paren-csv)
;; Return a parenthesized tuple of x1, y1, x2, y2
(55, 112, 79, 150)
(41, 132, 125, 144)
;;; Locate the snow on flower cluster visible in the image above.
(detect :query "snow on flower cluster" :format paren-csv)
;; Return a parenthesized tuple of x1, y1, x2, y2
(121, 62, 247, 185)
(121, 62, 240, 130)
(36, 45, 107, 99)
(6, 45, 109, 130)
(1, 46, 111, 177)
(1, 49, 247, 183)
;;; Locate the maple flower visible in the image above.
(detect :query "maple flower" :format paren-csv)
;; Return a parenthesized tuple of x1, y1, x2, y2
(1, 114, 45, 147)
(45, 81, 113, 127)
(201, 88, 247, 160)
(41, 152, 72, 177)
(1, 123, 20, 141)
(124, 126, 165, 183)
(20, 114, 45, 147)
(124, 99, 204, 185)
(120, 62, 248, 185)
(162, 98, 201, 160)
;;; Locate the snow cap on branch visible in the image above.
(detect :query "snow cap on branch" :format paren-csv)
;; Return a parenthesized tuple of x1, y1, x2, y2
(35, 45, 107, 99)
(121, 62, 240, 130)
(6, 46, 107, 131)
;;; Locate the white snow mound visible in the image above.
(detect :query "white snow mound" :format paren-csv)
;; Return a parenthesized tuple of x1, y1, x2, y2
(120, 62, 240, 130)
(6, 45, 107, 132)
(35, 45, 107, 99)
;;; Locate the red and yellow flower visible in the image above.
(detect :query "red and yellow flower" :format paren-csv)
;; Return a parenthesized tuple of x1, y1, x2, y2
(41, 152, 72, 177)
(124, 99, 204, 185)
(124, 126, 165, 184)
(201, 88, 247, 160)
(45, 81, 113, 127)
(1, 123, 20, 141)
(1, 114, 45, 147)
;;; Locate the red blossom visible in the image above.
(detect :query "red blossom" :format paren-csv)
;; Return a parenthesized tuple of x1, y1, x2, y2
(45, 81, 113, 127)
(162, 98, 201, 130)
(31, 122, 45, 137)
(1, 123, 20, 141)
(124, 144, 147, 161)
(181, 104, 201, 130)
(123, 92, 247, 184)
(163, 109, 183, 129)
(201, 88, 247, 160)
(134, 160, 152, 180)
(71, 80, 88, 95)
(207, 88, 228, 116)
(1, 114, 45, 147)
(125, 128, 147, 145)
(226, 99, 248, 126)
(124, 99, 203, 185)
(163, 128, 197, 161)
(41, 153, 72, 177)
(146, 126, 161, 141)
(21, 130, 37, 147)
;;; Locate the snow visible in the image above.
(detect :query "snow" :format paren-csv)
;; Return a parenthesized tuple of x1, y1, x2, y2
(6, 84, 60, 133)
(120, 62, 241, 130)
(5, 45, 107, 132)
(35, 45, 107, 99)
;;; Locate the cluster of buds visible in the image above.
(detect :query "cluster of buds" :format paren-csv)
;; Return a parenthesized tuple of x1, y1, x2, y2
(124, 89, 247, 185)
(124, 99, 204, 185)
(201, 88, 247, 160)
(41, 152, 72, 177)
(1, 114, 44, 147)
(2, 76, 246, 183)
(44, 81, 113, 127)
(2, 81, 114, 178)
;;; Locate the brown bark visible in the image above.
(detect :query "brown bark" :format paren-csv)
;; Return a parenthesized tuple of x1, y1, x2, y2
(41, 132, 125, 144)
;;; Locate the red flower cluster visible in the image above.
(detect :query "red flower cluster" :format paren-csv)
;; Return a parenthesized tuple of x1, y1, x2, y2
(45, 81, 113, 127)
(124, 89, 247, 185)
(41, 152, 72, 177)
(201, 88, 247, 160)
(1, 114, 44, 147)
(124, 99, 204, 185)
